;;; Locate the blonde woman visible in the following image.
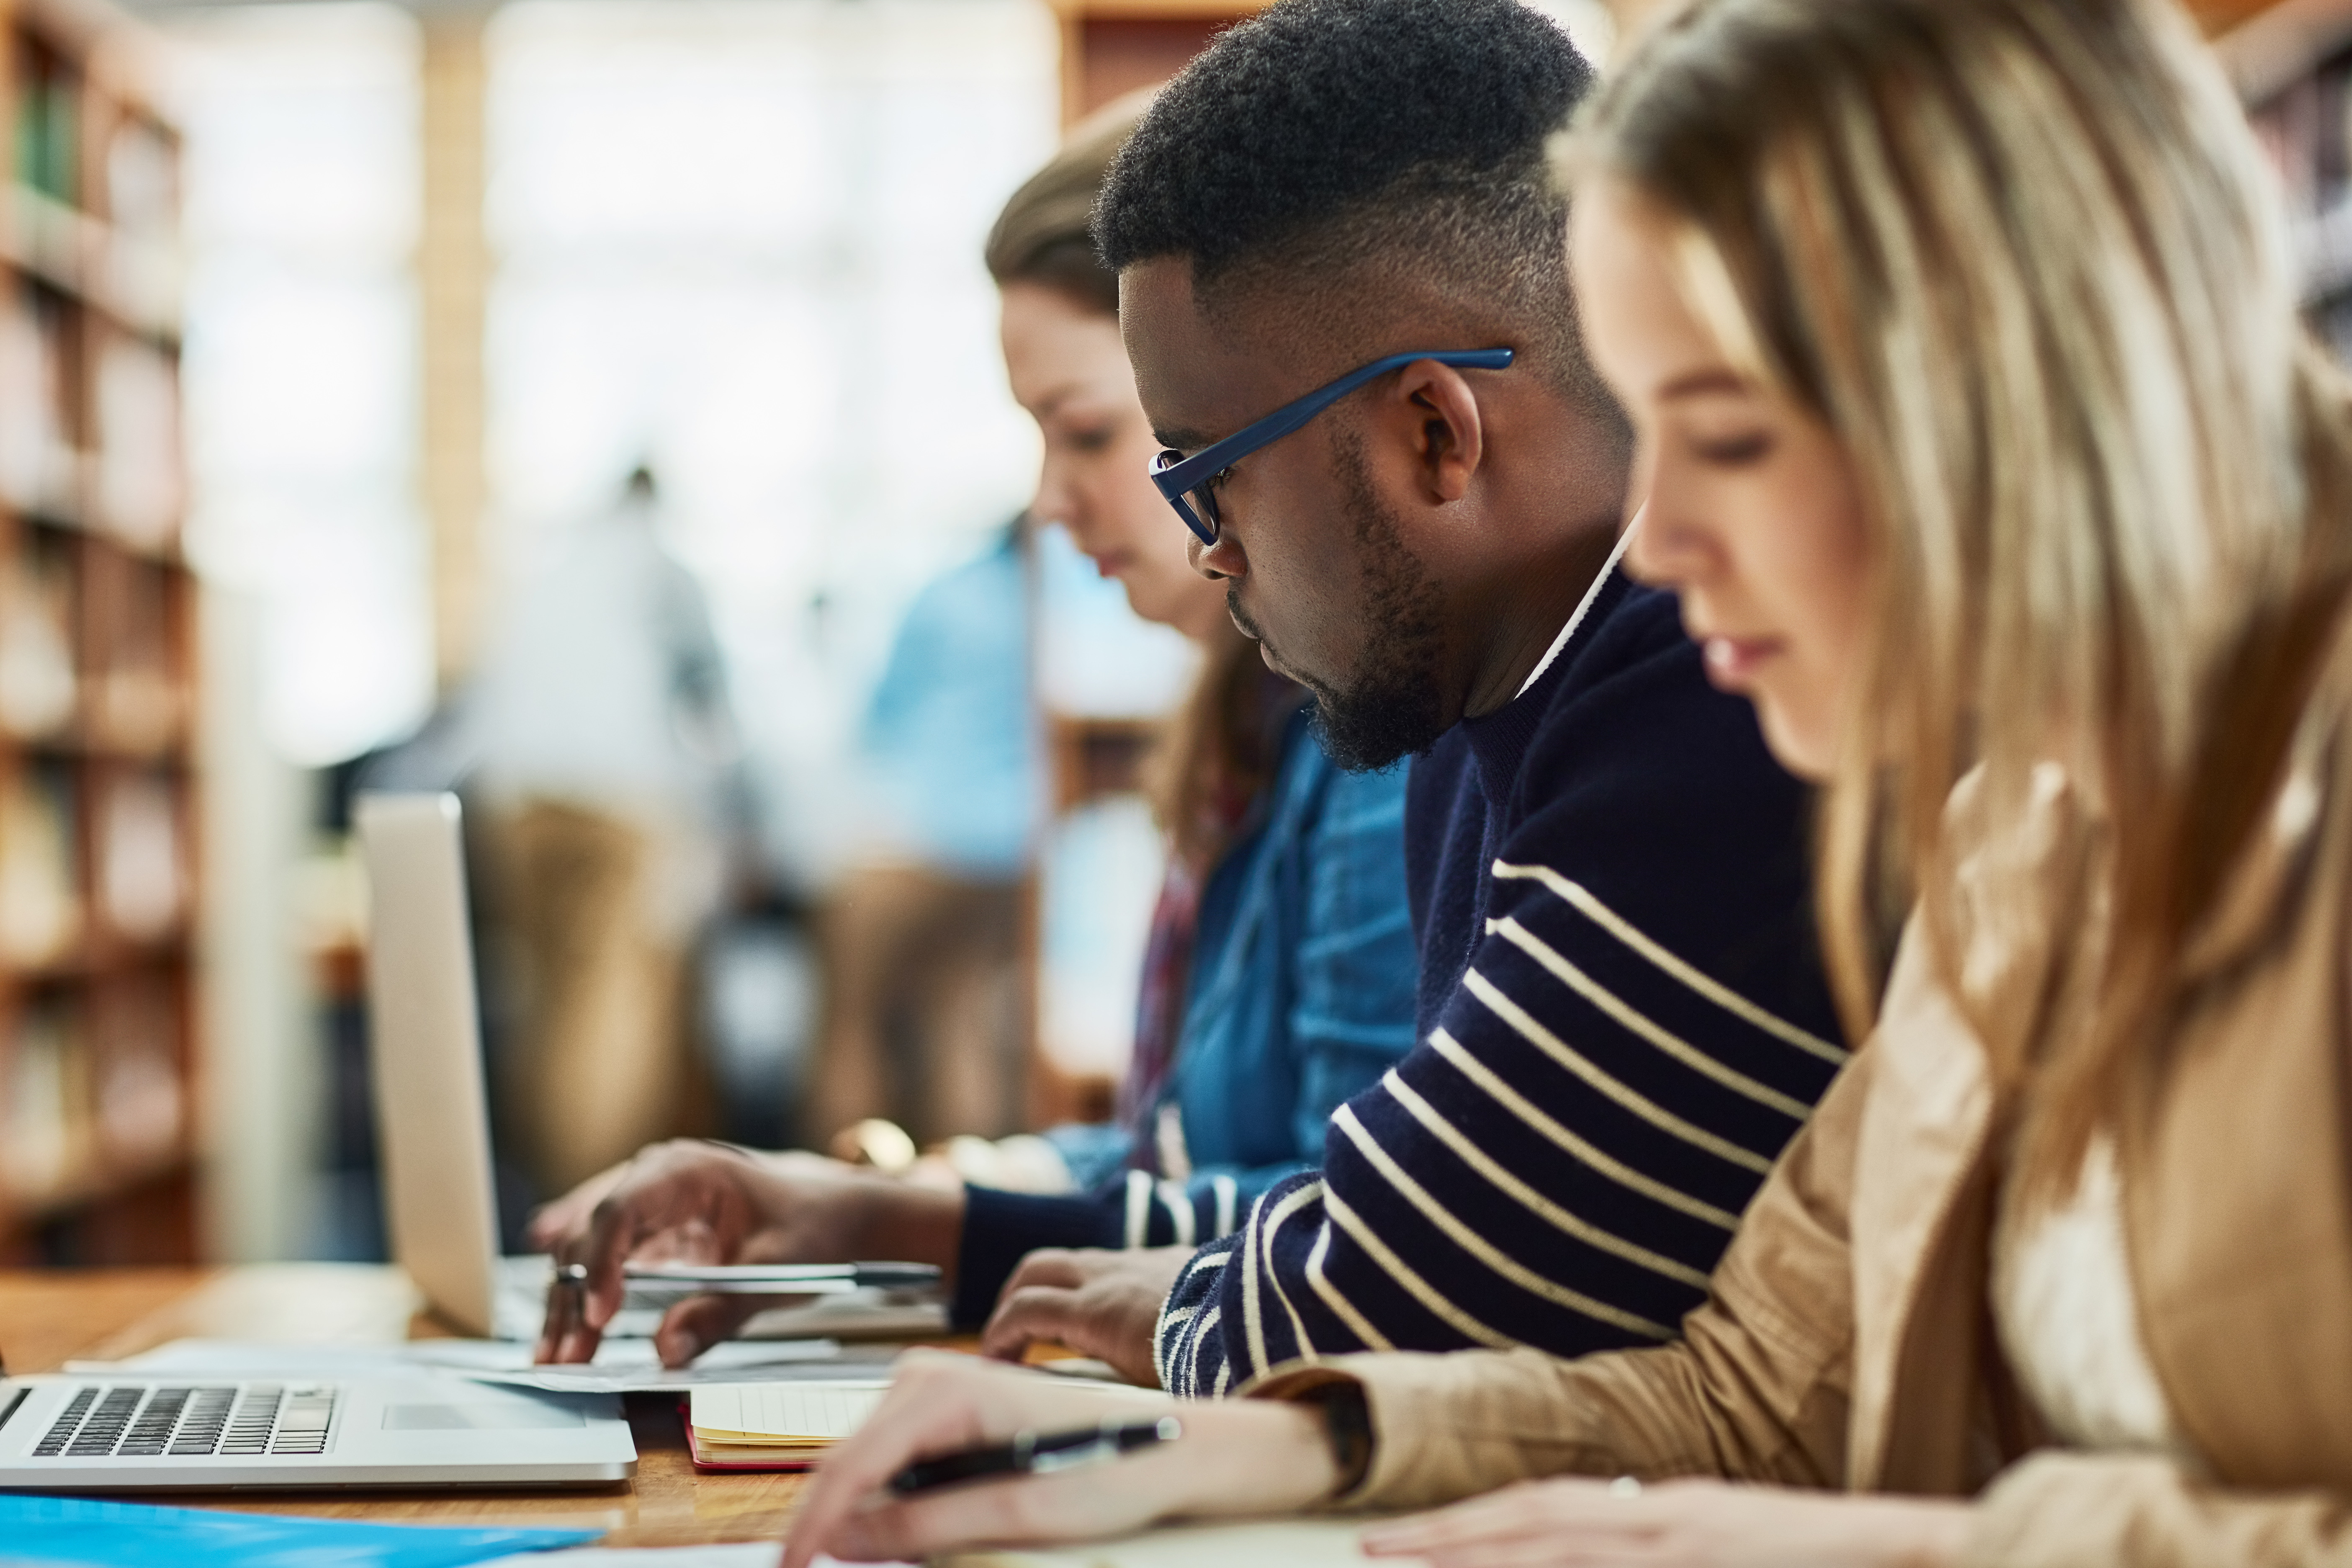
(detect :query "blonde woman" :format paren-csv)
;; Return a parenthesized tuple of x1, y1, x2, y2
(777, 0, 2352, 1563)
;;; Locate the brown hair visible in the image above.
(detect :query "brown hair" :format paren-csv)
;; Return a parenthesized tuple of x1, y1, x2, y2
(1567, 0, 2352, 1201)
(984, 101, 1138, 317)
(1149, 622, 1290, 870)
(988, 98, 1293, 870)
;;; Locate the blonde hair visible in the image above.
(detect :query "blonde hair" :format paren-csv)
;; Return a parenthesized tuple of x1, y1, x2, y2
(1566, 0, 2352, 1196)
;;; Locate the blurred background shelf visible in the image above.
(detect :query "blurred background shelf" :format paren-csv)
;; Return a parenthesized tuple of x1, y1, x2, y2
(0, 0, 192, 1267)
(1048, 0, 1274, 123)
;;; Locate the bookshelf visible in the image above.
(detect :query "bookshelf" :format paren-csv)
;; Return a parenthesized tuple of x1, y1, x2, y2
(1016, 4, 1269, 1131)
(1047, 0, 1276, 125)
(0, 0, 192, 1266)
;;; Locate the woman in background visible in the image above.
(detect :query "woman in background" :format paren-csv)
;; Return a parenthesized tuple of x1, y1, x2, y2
(530, 108, 1419, 1380)
(781, 0, 2352, 1562)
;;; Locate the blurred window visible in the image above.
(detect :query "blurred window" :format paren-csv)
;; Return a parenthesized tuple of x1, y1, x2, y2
(482, 0, 1060, 889)
(165, 3, 428, 767)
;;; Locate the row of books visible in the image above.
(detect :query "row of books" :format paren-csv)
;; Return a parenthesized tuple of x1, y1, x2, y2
(16, 62, 75, 206)
(0, 976, 185, 1205)
(0, 765, 188, 967)
(15, 56, 178, 239)
(0, 288, 181, 542)
(0, 538, 185, 749)
(8, 45, 182, 337)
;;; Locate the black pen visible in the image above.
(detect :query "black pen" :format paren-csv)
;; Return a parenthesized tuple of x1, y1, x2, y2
(552, 1261, 941, 1294)
(887, 1415, 1183, 1496)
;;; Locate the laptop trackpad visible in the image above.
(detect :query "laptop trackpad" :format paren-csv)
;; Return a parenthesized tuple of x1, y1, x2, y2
(382, 1402, 586, 1431)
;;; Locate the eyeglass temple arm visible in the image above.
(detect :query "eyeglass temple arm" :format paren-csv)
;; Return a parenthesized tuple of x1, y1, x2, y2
(1153, 348, 1515, 494)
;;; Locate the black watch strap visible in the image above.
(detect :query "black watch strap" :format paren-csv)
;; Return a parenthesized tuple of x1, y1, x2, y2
(1296, 1380, 1373, 1495)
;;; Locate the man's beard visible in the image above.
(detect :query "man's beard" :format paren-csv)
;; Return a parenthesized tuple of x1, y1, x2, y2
(1232, 433, 1448, 774)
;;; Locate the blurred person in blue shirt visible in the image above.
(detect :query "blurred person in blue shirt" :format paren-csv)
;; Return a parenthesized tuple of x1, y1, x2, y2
(529, 105, 1420, 1381)
(807, 520, 1040, 1146)
(862, 522, 1037, 881)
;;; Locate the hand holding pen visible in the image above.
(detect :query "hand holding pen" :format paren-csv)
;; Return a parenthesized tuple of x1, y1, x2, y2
(887, 1415, 1183, 1495)
(777, 1351, 1346, 1568)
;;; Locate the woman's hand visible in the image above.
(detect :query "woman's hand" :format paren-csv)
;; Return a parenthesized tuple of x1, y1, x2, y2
(779, 1352, 1338, 1568)
(1360, 1478, 1972, 1568)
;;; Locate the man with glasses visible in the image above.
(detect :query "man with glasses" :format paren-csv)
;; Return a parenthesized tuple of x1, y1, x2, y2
(976, 0, 1846, 1394)
(537, 0, 1842, 1391)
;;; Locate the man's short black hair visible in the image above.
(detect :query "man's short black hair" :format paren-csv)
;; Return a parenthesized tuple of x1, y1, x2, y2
(1096, 0, 1608, 407)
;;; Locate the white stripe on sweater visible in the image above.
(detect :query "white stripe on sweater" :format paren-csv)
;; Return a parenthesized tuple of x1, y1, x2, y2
(1158, 1181, 1197, 1248)
(1333, 1105, 1675, 1340)
(1492, 863, 1846, 1063)
(1258, 1181, 1322, 1370)
(1427, 1028, 1740, 1228)
(1124, 1170, 1153, 1248)
(1241, 1181, 1322, 1379)
(1383, 1069, 1712, 1289)
(1305, 1194, 1393, 1353)
(1488, 917, 1814, 1118)
(1322, 1184, 1518, 1350)
(1464, 968, 1774, 1174)
(1188, 1305, 1221, 1393)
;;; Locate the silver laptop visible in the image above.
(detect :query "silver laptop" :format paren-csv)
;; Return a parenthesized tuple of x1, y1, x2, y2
(357, 791, 946, 1344)
(357, 791, 682, 1340)
(355, 790, 599, 1341)
(0, 1375, 634, 1490)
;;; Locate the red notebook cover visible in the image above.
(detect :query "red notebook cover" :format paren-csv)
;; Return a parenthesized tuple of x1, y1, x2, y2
(679, 1400, 821, 1473)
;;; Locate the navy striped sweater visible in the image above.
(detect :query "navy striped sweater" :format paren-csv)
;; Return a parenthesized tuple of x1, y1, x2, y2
(1154, 573, 1846, 1394)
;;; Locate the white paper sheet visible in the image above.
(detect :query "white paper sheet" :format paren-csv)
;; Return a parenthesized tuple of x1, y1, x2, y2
(65, 1335, 849, 1393)
(690, 1381, 893, 1440)
(414, 1338, 851, 1393)
(461, 1363, 864, 1395)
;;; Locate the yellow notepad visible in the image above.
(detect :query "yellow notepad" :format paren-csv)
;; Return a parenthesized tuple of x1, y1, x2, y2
(685, 1380, 892, 1469)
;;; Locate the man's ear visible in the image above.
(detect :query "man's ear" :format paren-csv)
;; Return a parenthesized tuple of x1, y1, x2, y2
(1390, 360, 1486, 504)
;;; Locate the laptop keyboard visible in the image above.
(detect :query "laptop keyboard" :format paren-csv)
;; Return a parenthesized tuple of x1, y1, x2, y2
(31, 1385, 340, 1459)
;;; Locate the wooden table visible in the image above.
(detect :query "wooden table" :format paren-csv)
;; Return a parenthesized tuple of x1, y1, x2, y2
(0, 1264, 814, 1546)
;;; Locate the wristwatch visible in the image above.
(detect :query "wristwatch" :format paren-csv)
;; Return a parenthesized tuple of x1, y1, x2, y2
(1295, 1380, 1373, 1495)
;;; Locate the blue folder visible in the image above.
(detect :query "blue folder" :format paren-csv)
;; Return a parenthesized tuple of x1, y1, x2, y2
(0, 1493, 599, 1567)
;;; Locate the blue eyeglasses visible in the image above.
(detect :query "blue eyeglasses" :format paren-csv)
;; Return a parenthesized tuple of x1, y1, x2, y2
(1148, 347, 1516, 544)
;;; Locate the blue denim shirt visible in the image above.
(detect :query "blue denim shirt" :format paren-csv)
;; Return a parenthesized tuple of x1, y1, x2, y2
(953, 713, 1420, 1323)
(1159, 713, 1418, 1195)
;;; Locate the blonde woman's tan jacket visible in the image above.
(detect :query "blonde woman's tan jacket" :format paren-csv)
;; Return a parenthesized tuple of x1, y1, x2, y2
(1250, 697, 2352, 1567)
